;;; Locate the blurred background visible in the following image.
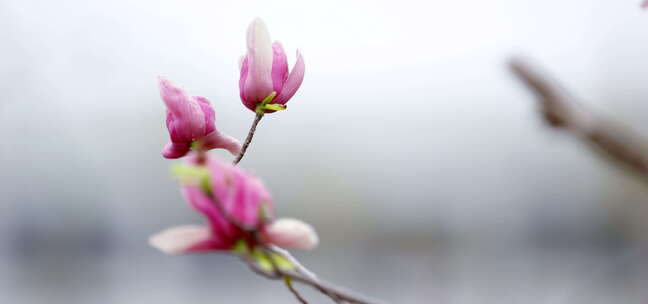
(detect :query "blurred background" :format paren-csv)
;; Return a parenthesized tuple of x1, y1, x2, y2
(2, 0, 648, 303)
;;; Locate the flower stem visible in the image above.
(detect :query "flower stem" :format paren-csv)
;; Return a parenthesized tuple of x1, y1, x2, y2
(233, 112, 264, 165)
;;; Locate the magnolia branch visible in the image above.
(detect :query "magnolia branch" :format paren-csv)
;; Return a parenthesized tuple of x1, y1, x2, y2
(240, 250, 386, 304)
(196, 162, 385, 304)
(510, 58, 648, 180)
(233, 112, 264, 165)
(238, 221, 385, 304)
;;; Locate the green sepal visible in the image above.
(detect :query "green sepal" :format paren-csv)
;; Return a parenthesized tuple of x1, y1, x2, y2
(171, 164, 207, 184)
(232, 239, 250, 255)
(251, 248, 295, 272)
(257, 203, 272, 223)
(260, 91, 277, 106)
(231, 239, 295, 272)
(189, 140, 201, 150)
(170, 164, 212, 195)
(261, 104, 286, 111)
(255, 91, 278, 115)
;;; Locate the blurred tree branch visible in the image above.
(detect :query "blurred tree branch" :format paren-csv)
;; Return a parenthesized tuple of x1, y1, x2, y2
(510, 58, 648, 182)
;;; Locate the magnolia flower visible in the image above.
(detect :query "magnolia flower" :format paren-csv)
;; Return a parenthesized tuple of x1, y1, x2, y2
(149, 157, 318, 254)
(239, 18, 305, 113)
(159, 77, 241, 159)
(643, 0, 648, 9)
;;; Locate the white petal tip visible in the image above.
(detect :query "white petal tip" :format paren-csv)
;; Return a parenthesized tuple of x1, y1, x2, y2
(148, 225, 211, 255)
(264, 218, 319, 250)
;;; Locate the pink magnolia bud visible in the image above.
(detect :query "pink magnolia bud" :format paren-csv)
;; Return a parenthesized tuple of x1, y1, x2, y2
(239, 18, 305, 113)
(263, 218, 319, 250)
(643, 0, 648, 9)
(159, 77, 241, 158)
(150, 157, 273, 254)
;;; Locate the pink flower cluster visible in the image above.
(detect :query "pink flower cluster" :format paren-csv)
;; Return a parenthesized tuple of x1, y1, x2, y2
(151, 18, 316, 255)
(158, 18, 305, 159)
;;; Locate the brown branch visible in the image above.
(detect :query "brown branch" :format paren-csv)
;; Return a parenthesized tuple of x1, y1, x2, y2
(240, 251, 387, 304)
(262, 248, 309, 304)
(233, 113, 264, 165)
(510, 58, 648, 180)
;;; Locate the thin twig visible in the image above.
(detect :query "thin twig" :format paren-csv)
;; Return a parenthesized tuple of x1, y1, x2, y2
(233, 113, 264, 165)
(284, 276, 309, 304)
(260, 248, 308, 303)
(239, 254, 387, 304)
(269, 245, 317, 280)
(510, 58, 648, 181)
(266, 247, 341, 304)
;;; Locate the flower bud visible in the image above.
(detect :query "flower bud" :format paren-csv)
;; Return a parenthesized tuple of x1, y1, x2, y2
(159, 77, 241, 158)
(239, 18, 305, 113)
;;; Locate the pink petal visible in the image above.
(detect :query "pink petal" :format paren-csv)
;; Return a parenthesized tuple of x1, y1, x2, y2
(200, 130, 242, 156)
(203, 159, 272, 229)
(227, 170, 271, 228)
(238, 56, 255, 111)
(162, 142, 191, 159)
(181, 157, 273, 239)
(244, 18, 274, 103)
(165, 111, 182, 142)
(158, 77, 205, 141)
(221, 168, 252, 226)
(271, 42, 289, 93)
(194, 96, 215, 134)
(642, 0, 648, 9)
(183, 185, 237, 242)
(149, 225, 221, 255)
(273, 50, 305, 105)
(262, 218, 318, 250)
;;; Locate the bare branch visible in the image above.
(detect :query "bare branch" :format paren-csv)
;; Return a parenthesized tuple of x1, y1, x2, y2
(233, 113, 264, 165)
(239, 253, 387, 304)
(269, 245, 318, 280)
(510, 58, 648, 180)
